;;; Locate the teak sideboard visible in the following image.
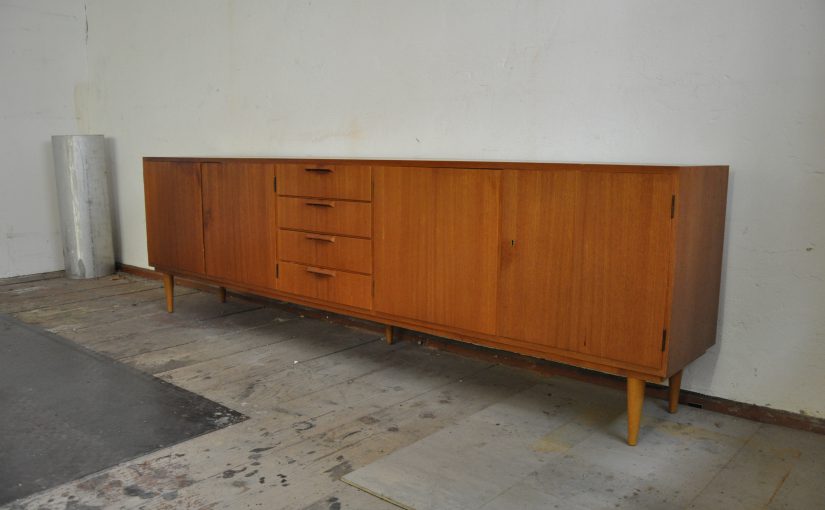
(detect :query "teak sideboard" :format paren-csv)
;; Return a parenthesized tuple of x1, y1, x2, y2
(143, 157, 729, 445)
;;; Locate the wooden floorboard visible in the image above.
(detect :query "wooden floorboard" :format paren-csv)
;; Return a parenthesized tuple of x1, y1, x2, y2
(62, 293, 263, 351)
(0, 275, 155, 314)
(13, 284, 186, 333)
(0, 273, 532, 509)
(3, 273, 823, 510)
(0, 270, 63, 286)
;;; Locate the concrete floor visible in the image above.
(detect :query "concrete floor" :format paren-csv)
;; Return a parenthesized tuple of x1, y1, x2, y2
(0, 272, 823, 509)
(0, 312, 243, 506)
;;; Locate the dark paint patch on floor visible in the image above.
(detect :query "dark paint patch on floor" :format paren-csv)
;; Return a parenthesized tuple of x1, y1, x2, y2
(0, 313, 246, 506)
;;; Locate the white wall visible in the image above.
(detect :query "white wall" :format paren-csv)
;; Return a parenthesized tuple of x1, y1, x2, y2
(0, 0, 88, 278)
(77, 1, 825, 418)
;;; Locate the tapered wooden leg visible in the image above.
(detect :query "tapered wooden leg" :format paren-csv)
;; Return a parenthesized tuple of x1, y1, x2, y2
(627, 377, 645, 446)
(163, 273, 174, 313)
(219, 286, 227, 303)
(668, 370, 683, 414)
(385, 325, 394, 345)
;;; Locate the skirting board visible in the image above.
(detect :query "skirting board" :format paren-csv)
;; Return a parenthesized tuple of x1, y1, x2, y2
(117, 262, 825, 437)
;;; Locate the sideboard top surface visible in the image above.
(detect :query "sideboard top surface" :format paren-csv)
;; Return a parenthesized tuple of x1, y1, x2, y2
(143, 157, 726, 174)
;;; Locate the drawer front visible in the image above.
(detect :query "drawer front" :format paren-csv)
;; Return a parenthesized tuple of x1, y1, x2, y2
(277, 262, 372, 309)
(278, 197, 371, 237)
(277, 164, 371, 201)
(278, 229, 372, 274)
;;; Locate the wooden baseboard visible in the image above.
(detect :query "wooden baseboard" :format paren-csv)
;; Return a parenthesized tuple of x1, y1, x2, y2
(116, 262, 825, 436)
(411, 333, 825, 436)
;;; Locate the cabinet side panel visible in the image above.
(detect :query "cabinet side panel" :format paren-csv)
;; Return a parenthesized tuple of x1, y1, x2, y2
(143, 160, 205, 274)
(667, 166, 729, 375)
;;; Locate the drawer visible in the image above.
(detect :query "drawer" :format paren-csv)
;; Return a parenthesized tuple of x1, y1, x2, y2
(278, 229, 372, 274)
(277, 164, 371, 201)
(277, 262, 372, 310)
(278, 197, 371, 237)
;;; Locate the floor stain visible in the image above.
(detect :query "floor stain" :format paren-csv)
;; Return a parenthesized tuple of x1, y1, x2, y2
(294, 421, 315, 431)
(250, 445, 277, 453)
(766, 467, 794, 507)
(238, 382, 258, 400)
(76, 474, 109, 492)
(175, 474, 194, 488)
(122, 485, 156, 499)
(654, 420, 743, 444)
(533, 433, 574, 453)
(340, 430, 361, 440)
(64, 501, 103, 510)
(277, 474, 289, 487)
(222, 467, 247, 479)
(323, 460, 353, 481)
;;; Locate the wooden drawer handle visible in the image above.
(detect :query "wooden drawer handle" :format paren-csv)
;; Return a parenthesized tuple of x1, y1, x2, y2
(306, 266, 336, 277)
(305, 234, 336, 243)
(305, 168, 333, 174)
(305, 200, 335, 207)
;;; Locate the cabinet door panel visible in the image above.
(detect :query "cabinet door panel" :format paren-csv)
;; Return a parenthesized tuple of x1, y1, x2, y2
(144, 161, 205, 274)
(202, 162, 277, 289)
(498, 170, 578, 350)
(374, 166, 500, 334)
(574, 171, 674, 369)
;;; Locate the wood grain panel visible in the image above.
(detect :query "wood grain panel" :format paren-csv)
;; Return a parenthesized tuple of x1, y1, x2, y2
(497, 169, 579, 350)
(277, 163, 371, 200)
(143, 161, 205, 274)
(147, 156, 675, 174)
(202, 162, 277, 289)
(374, 166, 501, 334)
(278, 230, 372, 274)
(573, 171, 675, 369)
(143, 156, 729, 388)
(277, 262, 372, 310)
(277, 197, 371, 237)
(667, 166, 729, 375)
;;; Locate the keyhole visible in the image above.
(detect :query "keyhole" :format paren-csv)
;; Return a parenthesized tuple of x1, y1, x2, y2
(510, 239, 516, 247)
